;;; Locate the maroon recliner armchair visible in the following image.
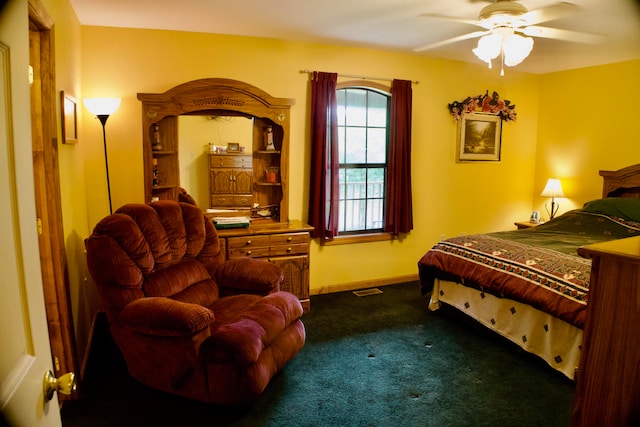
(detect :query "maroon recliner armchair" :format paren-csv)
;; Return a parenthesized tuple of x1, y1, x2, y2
(85, 201, 305, 405)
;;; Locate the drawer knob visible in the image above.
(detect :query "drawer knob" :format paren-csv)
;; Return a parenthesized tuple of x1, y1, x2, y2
(287, 247, 292, 252)
(246, 240, 251, 245)
(287, 237, 293, 242)
(246, 250, 252, 255)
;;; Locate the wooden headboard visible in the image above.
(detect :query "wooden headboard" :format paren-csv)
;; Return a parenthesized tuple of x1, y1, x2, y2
(600, 164, 640, 198)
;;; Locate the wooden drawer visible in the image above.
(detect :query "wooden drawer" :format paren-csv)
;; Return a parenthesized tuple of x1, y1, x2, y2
(211, 195, 234, 206)
(227, 235, 270, 250)
(270, 232, 310, 246)
(234, 194, 253, 206)
(228, 246, 270, 259)
(209, 155, 251, 168)
(270, 243, 309, 257)
(211, 194, 253, 207)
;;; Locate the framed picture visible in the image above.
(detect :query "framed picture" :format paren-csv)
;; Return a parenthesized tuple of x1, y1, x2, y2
(227, 142, 240, 152)
(60, 91, 78, 144)
(457, 113, 502, 162)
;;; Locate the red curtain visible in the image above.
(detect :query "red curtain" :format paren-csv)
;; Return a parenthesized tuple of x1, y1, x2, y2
(384, 79, 413, 235)
(308, 72, 339, 240)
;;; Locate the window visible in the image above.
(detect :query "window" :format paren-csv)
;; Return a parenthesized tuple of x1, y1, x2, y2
(336, 85, 390, 234)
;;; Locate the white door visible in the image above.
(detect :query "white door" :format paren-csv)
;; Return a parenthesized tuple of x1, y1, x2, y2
(0, 1, 62, 426)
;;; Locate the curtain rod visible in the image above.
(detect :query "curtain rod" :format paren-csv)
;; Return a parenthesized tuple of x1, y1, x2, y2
(299, 70, 418, 85)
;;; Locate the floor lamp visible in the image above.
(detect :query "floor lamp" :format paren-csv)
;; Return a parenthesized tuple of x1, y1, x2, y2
(83, 98, 121, 214)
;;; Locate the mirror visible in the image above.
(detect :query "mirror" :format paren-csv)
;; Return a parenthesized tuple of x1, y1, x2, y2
(178, 115, 253, 208)
(139, 78, 294, 222)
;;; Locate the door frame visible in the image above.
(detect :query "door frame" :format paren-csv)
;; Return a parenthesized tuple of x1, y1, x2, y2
(29, 0, 79, 396)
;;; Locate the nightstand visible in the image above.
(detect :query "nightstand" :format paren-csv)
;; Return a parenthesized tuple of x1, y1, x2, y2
(514, 221, 542, 229)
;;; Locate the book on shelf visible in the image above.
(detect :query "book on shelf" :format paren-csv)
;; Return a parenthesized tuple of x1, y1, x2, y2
(212, 216, 251, 229)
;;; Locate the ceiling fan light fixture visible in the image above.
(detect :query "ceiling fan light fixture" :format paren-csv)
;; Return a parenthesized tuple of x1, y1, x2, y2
(502, 33, 533, 66)
(472, 28, 534, 71)
(472, 33, 502, 65)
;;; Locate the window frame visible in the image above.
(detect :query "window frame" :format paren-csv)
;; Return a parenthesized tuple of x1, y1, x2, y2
(328, 80, 393, 244)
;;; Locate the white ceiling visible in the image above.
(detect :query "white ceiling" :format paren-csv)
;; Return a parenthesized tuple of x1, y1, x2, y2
(69, 0, 640, 74)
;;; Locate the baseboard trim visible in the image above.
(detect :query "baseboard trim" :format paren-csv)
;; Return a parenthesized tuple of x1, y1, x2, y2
(310, 274, 419, 295)
(79, 311, 101, 381)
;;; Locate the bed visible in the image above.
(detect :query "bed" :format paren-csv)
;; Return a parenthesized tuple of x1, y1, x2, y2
(418, 164, 640, 379)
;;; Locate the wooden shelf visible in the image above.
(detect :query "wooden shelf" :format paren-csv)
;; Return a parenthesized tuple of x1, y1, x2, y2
(138, 78, 295, 221)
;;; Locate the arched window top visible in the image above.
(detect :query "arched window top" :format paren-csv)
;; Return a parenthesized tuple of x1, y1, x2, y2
(337, 80, 390, 95)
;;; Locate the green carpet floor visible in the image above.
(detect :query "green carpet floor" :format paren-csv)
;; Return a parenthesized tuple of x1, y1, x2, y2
(62, 282, 575, 426)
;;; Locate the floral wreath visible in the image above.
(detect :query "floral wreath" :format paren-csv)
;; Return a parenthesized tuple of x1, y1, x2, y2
(448, 90, 517, 122)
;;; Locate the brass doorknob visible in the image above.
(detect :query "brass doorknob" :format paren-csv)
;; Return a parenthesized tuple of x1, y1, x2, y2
(43, 370, 77, 401)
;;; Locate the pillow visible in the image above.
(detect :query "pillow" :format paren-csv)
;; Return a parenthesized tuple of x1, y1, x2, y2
(582, 197, 640, 222)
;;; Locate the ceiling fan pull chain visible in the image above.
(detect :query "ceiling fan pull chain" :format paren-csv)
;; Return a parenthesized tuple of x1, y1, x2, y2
(500, 49, 505, 76)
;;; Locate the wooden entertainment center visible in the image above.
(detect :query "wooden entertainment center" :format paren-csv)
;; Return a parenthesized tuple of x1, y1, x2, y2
(137, 79, 312, 310)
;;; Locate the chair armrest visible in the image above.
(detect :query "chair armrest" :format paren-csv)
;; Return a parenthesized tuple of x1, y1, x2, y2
(215, 257, 283, 295)
(119, 297, 214, 337)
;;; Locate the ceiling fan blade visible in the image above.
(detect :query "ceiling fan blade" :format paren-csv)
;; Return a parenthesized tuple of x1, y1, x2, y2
(521, 26, 604, 44)
(521, 2, 580, 26)
(413, 30, 490, 52)
(419, 13, 485, 28)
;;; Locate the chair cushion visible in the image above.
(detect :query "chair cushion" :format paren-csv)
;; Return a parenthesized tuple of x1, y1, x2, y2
(120, 297, 214, 337)
(202, 292, 303, 365)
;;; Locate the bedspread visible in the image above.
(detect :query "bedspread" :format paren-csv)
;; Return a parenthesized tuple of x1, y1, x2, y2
(418, 210, 640, 329)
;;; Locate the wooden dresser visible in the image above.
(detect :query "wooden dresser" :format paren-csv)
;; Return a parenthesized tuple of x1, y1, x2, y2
(216, 220, 313, 312)
(208, 153, 253, 209)
(572, 236, 640, 426)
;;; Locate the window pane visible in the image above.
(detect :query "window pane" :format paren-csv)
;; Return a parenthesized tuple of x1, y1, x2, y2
(345, 169, 366, 198)
(344, 127, 365, 163)
(337, 90, 346, 126)
(345, 89, 367, 127)
(366, 198, 384, 229)
(367, 168, 385, 198)
(343, 199, 365, 231)
(367, 128, 387, 163)
(338, 126, 346, 163)
(367, 92, 388, 127)
(339, 169, 346, 198)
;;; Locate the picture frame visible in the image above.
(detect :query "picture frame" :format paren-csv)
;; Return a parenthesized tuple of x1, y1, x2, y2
(60, 91, 78, 144)
(457, 113, 502, 162)
(227, 142, 240, 153)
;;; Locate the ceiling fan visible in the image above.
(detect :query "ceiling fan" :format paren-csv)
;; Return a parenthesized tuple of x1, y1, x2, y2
(414, 0, 602, 71)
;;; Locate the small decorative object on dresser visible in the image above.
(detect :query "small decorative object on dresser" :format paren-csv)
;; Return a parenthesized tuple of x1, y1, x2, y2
(152, 124, 162, 150)
(264, 126, 275, 150)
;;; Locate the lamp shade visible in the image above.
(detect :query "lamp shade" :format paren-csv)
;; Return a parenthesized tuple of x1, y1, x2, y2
(541, 178, 565, 198)
(502, 34, 533, 67)
(83, 98, 121, 116)
(472, 33, 502, 65)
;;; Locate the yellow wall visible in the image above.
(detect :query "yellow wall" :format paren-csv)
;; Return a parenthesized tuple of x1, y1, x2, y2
(79, 26, 541, 293)
(534, 59, 640, 217)
(35, 0, 640, 368)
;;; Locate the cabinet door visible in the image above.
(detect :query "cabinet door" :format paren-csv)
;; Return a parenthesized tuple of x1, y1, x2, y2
(270, 255, 309, 301)
(211, 169, 233, 193)
(235, 169, 253, 194)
